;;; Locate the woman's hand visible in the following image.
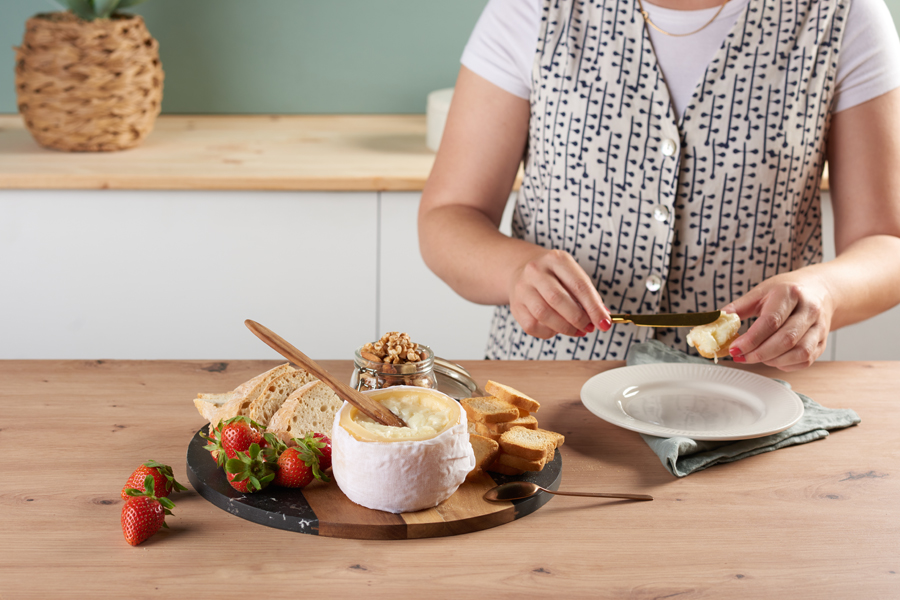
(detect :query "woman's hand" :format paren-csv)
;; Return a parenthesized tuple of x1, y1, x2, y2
(508, 249, 612, 339)
(723, 270, 835, 371)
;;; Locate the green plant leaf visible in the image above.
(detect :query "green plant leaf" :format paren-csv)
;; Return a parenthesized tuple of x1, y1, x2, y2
(93, 0, 119, 18)
(116, 0, 152, 9)
(65, 0, 98, 21)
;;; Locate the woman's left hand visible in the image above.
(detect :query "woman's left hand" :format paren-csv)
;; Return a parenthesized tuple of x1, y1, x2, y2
(723, 270, 835, 371)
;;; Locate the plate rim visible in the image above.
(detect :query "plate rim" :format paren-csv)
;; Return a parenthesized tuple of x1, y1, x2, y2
(580, 363, 805, 441)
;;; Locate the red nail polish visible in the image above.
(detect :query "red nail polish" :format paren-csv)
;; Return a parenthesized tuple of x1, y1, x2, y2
(729, 347, 742, 357)
(731, 353, 746, 363)
(585, 323, 595, 333)
(599, 318, 612, 332)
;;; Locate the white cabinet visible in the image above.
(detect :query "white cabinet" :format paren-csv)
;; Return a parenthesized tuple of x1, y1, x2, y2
(0, 190, 377, 359)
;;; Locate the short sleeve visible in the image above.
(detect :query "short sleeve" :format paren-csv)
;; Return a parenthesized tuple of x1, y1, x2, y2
(460, 0, 542, 99)
(833, 0, 900, 112)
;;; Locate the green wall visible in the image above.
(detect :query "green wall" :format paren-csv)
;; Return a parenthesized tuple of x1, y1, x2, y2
(2, 0, 899, 114)
(1, 0, 485, 114)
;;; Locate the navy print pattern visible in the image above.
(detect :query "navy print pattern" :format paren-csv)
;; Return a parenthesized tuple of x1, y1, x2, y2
(486, 0, 847, 360)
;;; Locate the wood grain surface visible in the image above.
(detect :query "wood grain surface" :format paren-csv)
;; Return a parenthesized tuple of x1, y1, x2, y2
(0, 359, 894, 599)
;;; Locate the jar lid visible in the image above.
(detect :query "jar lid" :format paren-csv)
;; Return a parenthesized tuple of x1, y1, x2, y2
(433, 357, 480, 400)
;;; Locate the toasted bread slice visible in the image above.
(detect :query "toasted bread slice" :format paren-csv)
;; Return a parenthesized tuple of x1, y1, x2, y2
(247, 368, 317, 427)
(499, 426, 558, 461)
(485, 460, 523, 476)
(536, 427, 565, 448)
(471, 421, 501, 441)
(266, 381, 343, 437)
(497, 450, 550, 472)
(486, 415, 538, 435)
(467, 434, 500, 479)
(484, 381, 540, 413)
(460, 396, 518, 423)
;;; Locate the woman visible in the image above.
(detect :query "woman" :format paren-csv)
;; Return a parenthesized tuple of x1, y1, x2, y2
(418, 0, 900, 370)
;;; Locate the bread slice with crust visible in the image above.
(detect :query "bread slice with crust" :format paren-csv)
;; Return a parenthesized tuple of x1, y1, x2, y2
(460, 396, 518, 423)
(266, 380, 343, 438)
(484, 381, 541, 414)
(485, 415, 538, 435)
(499, 426, 558, 461)
(193, 392, 234, 423)
(195, 363, 295, 427)
(466, 433, 500, 479)
(247, 368, 317, 427)
(497, 450, 551, 472)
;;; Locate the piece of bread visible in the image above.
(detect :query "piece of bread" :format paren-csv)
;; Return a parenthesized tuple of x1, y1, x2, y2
(467, 434, 500, 479)
(196, 363, 295, 427)
(471, 421, 501, 441)
(266, 380, 343, 438)
(486, 415, 538, 435)
(484, 381, 541, 414)
(460, 396, 519, 423)
(496, 450, 551, 472)
(485, 460, 523, 476)
(536, 427, 565, 448)
(499, 426, 559, 461)
(247, 368, 317, 427)
(686, 312, 741, 361)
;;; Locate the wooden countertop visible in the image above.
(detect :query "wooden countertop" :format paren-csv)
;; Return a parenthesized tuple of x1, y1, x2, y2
(0, 113, 827, 192)
(1, 359, 893, 598)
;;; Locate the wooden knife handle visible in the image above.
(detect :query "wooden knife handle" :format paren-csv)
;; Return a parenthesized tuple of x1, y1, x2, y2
(244, 320, 408, 428)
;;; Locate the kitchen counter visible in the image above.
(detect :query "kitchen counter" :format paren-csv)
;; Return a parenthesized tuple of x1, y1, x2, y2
(0, 114, 827, 191)
(1, 359, 893, 598)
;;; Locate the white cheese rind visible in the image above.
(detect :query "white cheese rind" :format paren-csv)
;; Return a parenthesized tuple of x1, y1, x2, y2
(331, 397, 476, 514)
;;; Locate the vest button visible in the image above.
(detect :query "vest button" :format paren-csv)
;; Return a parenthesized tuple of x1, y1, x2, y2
(653, 204, 670, 222)
(645, 274, 662, 292)
(660, 138, 677, 157)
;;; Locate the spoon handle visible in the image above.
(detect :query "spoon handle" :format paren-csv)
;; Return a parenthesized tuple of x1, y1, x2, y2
(547, 490, 653, 501)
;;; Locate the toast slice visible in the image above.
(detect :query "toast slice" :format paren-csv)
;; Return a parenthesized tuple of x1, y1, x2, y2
(466, 433, 500, 479)
(471, 421, 501, 441)
(536, 427, 565, 448)
(496, 450, 551, 472)
(485, 460, 523, 476)
(460, 396, 518, 423)
(485, 415, 538, 435)
(484, 381, 541, 414)
(499, 426, 559, 461)
(266, 380, 343, 438)
(247, 368, 317, 427)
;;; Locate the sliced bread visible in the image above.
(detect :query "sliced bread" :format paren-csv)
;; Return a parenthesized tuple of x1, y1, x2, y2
(497, 450, 550, 472)
(484, 381, 541, 414)
(499, 426, 558, 461)
(485, 459, 523, 476)
(536, 427, 565, 448)
(460, 396, 518, 423)
(247, 368, 317, 427)
(193, 392, 234, 424)
(467, 433, 500, 478)
(266, 381, 343, 438)
(485, 415, 538, 435)
(202, 363, 295, 426)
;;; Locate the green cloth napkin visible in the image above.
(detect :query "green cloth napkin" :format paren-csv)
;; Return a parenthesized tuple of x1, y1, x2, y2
(625, 340, 861, 477)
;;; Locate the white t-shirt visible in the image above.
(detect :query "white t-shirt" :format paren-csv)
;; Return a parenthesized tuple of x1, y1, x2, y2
(462, 0, 900, 116)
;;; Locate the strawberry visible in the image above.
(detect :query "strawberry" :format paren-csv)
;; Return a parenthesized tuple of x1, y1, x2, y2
(271, 434, 331, 488)
(121, 461, 187, 501)
(224, 443, 276, 493)
(202, 416, 264, 467)
(310, 433, 332, 471)
(122, 475, 176, 546)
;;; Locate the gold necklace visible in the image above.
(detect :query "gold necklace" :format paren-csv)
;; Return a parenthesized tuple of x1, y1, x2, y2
(636, 0, 730, 37)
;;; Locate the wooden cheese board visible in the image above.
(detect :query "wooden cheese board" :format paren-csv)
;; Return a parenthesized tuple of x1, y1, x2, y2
(186, 425, 562, 539)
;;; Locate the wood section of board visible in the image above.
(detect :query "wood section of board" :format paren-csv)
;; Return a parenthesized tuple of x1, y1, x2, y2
(0, 114, 523, 192)
(186, 425, 561, 539)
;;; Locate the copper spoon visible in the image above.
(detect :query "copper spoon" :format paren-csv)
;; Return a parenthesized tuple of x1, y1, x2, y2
(483, 481, 653, 502)
(244, 319, 408, 428)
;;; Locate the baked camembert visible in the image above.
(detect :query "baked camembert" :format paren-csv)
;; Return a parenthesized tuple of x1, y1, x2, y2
(331, 386, 475, 514)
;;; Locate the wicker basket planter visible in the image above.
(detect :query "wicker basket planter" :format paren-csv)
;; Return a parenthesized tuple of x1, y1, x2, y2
(14, 12, 164, 152)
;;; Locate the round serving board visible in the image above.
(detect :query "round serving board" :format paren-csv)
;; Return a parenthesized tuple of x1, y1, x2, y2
(186, 426, 562, 539)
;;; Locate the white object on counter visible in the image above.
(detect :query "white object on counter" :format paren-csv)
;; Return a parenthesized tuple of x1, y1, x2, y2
(426, 88, 454, 152)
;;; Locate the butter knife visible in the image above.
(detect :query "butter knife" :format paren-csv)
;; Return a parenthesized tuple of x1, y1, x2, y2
(609, 311, 721, 328)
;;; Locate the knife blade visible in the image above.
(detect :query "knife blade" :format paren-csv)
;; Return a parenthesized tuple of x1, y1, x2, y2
(609, 311, 722, 328)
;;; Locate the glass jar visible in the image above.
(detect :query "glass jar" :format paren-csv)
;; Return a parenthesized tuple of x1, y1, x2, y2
(350, 344, 437, 392)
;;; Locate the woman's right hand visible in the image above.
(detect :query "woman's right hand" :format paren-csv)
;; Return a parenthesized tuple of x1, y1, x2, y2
(508, 248, 612, 339)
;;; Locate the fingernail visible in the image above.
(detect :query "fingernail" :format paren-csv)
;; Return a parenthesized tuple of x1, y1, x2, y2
(729, 347, 742, 357)
(599, 318, 612, 332)
(574, 330, 586, 337)
(585, 323, 595, 333)
(730, 347, 746, 363)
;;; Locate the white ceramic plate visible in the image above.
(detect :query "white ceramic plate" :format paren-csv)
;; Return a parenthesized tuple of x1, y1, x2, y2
(580, 363, 804, 440)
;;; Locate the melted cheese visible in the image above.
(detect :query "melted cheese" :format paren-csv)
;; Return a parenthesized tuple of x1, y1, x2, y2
(340, 387, 456, 442)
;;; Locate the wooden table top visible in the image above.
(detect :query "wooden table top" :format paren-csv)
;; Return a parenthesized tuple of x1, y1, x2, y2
(1, 359, 893, 598)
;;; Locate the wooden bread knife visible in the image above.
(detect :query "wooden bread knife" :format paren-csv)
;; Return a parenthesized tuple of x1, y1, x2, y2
(609, 311, 722, 327)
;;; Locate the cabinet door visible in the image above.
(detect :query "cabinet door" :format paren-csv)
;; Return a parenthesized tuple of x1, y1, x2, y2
(0, 190, 377, 359)
(379, 191, 514, 360)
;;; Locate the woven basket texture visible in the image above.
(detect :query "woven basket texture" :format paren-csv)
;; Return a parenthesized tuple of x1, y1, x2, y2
(14, 12, 164, 152)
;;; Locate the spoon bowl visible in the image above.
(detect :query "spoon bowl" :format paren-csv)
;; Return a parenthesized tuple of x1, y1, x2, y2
(483, 481, 653, 502)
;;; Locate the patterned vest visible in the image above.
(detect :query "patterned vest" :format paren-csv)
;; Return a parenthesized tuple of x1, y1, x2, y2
(486, 0, 848, 360)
